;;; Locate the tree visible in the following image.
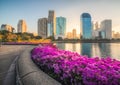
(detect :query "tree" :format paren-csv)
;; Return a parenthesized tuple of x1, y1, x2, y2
(35, 36, 42, 39)
(0, 30, 9, 35)
(6, 33, 17, 41)
(47, 36, 55, 41)
(0, 35, 2, 47)
(58, 37, 63, 40)
(0, 34, 2, 40)
(16, 32, 33, 41)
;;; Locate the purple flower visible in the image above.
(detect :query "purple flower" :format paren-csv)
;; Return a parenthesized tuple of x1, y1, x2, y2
(31, 44, 120, 85)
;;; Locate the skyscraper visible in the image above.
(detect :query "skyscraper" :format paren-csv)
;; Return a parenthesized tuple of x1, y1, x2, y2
(80, 13, 92, 39)
(66, 32, 72, 39)
(100, 19, 112, 39)
(38, 18, 48, 38)
(94, 22, 99, 30)
(72, 29, 77, 39)
(17, 20, 27, 33)
(56, 16, 66, 39)
(92, 22, 100, 38)
(47, 10, 56, 37)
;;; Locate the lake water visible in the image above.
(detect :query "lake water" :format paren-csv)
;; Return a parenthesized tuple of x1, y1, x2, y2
(55, 43, 120, 60)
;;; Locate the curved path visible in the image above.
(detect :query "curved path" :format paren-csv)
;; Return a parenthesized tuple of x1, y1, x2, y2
(0, 45, 31, 85)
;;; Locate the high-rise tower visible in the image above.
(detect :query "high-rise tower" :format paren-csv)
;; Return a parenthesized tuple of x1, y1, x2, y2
(56, 16, 66, 39)
(17, 20, 27, 33)
(38, 18, 47, 38)
(100, 19, 112, 39)
(80, 13, 92, 39)
(47, 10, 56, 37)
(72, 29, 77, 39)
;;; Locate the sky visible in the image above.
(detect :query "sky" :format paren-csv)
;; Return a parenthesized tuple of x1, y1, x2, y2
(0, 0, 120, 34)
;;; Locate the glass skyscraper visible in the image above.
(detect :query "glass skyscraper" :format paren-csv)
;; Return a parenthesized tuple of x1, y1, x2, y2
(56, 17, 66, 39)
(47, 10, 56, 37)
(100, 20, 112, 39)
(47, 23, 53, 37)
(80, 13, 92, 39)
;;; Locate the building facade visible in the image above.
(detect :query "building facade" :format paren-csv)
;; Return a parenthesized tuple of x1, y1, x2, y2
(100, 19, 112, 39)
(17, 20, 27, 33)
(72, 29, 77, 39)
(112, 32, 120, 39)
(56, 17, 66, 39)
(38, 18, 47, 38)
(47, 10, 56, 37)
(1, 24, 14, 32)
(80, 13, 92, 39)
(94, 22, 99, 30)
(92, 22, 101, 39)
(66, 32, 72, 39)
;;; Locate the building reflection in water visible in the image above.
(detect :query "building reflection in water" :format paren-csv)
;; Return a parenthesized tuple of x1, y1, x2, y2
(92, 43, 101, 58)
(81, 43, 92, 57)
(110, 43, 120, 60)
(66, 43, 81, 53)
(72, 43, 76, 51)
(98, 43, 111, 58)
(55, 43, 120, 60)
(55, 43, 65, 50)
(65, 43, 73, 51)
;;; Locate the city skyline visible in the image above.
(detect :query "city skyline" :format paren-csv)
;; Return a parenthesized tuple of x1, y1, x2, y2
(0, 0, 120, 34)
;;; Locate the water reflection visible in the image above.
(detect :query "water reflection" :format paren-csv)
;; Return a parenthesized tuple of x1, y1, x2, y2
(92, 43, 101, 58)
(55, 43, 65, 50)
(81, 43, 92, 57)
(55, 43, 120, 60)
(98, 43, 111, 58)
(72, 43, 76, 51)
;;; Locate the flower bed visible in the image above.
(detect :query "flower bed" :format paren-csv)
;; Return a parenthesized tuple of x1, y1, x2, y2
(31, 44, 120, 85)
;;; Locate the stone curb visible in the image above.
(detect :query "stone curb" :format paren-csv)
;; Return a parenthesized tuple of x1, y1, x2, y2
(16, 46, 61, 85)
(3, 56, 19, 85)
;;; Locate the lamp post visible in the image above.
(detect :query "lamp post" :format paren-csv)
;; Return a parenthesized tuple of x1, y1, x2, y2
(0, 39, 2, 47)
(0, 35, 3, 47)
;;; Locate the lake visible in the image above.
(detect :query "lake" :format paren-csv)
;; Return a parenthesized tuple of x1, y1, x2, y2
(55, 43, 120, 60)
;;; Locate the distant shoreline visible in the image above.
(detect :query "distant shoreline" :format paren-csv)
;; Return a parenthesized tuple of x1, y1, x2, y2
(52, 39, 120, 43)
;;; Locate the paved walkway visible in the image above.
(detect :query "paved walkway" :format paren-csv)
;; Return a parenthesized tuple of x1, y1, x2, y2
(0, 45, 29, 85)
(0, 45, 27, 55)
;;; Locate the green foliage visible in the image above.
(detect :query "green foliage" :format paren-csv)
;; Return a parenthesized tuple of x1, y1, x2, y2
(47, 36, 55, 40)
(0, 30, 9, 35)
(0, 30, 42, 42)
(57, 37, 63, 40)
(34, 36, 42, 39)
(0, 35, 2, 40)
